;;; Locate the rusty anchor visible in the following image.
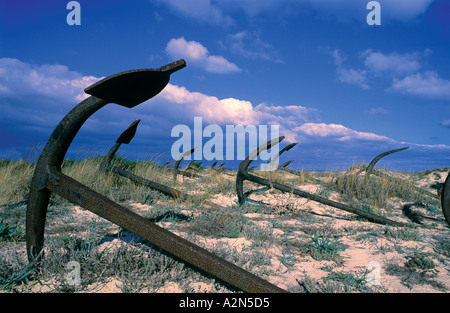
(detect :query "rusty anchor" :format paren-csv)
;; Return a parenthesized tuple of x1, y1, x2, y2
(236, 136, 405, 227)
(278, 160, 294, 170)
(26, 60, 286, 293)
(101, 120, 227, 211)
(184, 160, 202, 174)
(266, 142, 298, 172)
(364, 147, 409, 180)
(211, 161, 225, 170)
(363, 147, 438, 199)
(209, 161, 218, 170)
(440, 172, 450, 226)
(172, 147, 202, 180)
(209, 161, 231, 176)
(214, 163, 226, 172)
(100, 119, 183, 200)
(265, 142, 324, 184)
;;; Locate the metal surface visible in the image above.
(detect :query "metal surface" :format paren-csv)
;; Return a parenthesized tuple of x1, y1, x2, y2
(183, 160, 205, 176)
(27, 95, 109, 261)
(101, 120, 227, 210)
(266, 142, 297, 171)
(364, 147, 438, 199)
(172, 147, 201, 180)
(365, 147, 409, 179)
(278, 160, 293, 170)
(116, 119, 141, 144)
(26, 59, 286, 293)
(440, 172, 450, 226)
(85, 60, 186, 108)
(46, 168, 286, 293)
(100, 119, 183, 200)
(236, 137, 405, 227)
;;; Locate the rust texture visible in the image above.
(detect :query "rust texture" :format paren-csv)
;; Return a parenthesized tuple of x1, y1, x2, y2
(364, 147, 438, 199)
(440, 172, 450, 226)
(26, 59, 286, 293)
(266, 142, 297, 171)
(172, 147, 201, 180)
(236, 137, 405, 227)
(365, 147, 409, 179)
(100, 119, 183, 199)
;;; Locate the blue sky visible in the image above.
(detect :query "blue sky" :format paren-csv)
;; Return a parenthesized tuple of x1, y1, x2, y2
(1, 0, 450, 171)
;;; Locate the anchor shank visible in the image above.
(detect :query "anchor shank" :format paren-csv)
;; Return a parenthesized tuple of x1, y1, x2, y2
(46, 168, 286, 293)
(26, 96, 108, 259)
(244, 172, 405, 227)
(107, 164, 183, 199)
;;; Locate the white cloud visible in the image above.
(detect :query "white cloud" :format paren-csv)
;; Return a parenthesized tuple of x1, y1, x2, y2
(0, 57, 99, 133)
(326, 48, 370, 89)
(391, 71, 450, 100)
(222, 31, 283, 63)
(293, 123, 391, 142)
(132, 82, 320, 144)
(166, 37, 241, 74)
(440, 120, 450, 128)
(157, 83, 258, 125)
(369, 107, 389, 115)
(0, 57, 96, 103)
(336, 67, 369, 89)
(301, 0, 436, 21)
(0, 57, 317, 145)
(1, 58, 449, 171)
(254, 103, 318, 125)
(361, 50, 421, 75)
(155, 0, 234, 26)
(156, 84, 317, 130)
(378, 0, 435, 20)
(167, 38, 208, 60)
(331, 49, 346, 66)
(327, 48, 450, 100)
(361, 50, 450, 100)
(157, 0, 288, 25)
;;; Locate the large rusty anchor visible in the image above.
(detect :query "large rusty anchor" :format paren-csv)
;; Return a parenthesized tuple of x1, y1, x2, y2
(26, 60, 286, 293)
(236, 136, 405, 227)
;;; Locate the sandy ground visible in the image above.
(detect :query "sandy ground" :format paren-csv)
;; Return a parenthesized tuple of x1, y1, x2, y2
(3, 167, 449, 293)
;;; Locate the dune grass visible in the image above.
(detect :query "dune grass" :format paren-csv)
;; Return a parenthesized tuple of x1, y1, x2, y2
(0, 156, 447, 293)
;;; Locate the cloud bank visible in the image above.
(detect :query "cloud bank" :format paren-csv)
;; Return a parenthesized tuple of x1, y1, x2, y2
(391, 71, 450, 100)
(1, 57, 449, 170)
(328, 48, 450, 101)
(220, 31, 283, 63)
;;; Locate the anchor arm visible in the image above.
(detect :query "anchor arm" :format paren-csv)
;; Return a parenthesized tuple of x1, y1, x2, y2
(26, 60, 286, 292)
(100, 119, 183, 199)
(236, 136, 284, 205)
(365, 147, 409, 177)
(236, 137, 405, 227)
(46, 167, 285, 293)
(27, 60, 186, 260)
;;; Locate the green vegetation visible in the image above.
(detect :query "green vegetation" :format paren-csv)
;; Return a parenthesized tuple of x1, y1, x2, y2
(332, 163, 428, 211)
(0, 157, 448, 293)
